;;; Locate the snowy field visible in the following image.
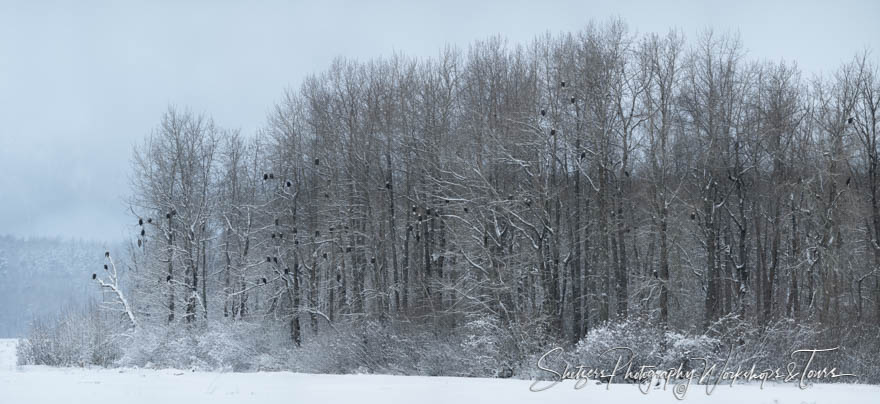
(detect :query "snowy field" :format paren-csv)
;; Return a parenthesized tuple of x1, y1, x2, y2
(0, 339, 877, 403)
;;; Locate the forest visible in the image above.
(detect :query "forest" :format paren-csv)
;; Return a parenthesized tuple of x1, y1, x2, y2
(18, 20, 880, 381)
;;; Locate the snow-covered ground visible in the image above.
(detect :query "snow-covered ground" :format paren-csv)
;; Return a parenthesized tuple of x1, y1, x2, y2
(0, 339, 877, 403)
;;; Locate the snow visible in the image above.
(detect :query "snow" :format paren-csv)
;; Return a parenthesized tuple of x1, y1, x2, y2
(0, 339, 877, 403)
(0, 339, 15, 372)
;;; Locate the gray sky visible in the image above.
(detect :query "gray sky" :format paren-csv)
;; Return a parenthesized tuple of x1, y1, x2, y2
(0, 0, 877, 242)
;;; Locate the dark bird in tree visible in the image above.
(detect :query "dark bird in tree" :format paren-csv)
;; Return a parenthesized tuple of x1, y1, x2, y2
(315, 230, 320, 238)
(279, 233, 284, 239)
(166, 213, 171, 219)
(263, 173, 269, 180)
(550, 128, 556, 136)
(166, 275, 171, 282)
(293, 227, 297, 234)
(294, 240, 299, 245)
(137, 239, 142, 247)
(540, 109, 546, 116)
(385, 181, 392, 189)
(570, 96, 576, 104)
(464, 207, 469, 213)
(325, 193, 330, 199)
(141, 229, 145, 236)
(848, 117, 854, 124)
(624, 171, 630, 177)
(581, 151, 586, 159)
(322, 253, 327, 259)
(426, 208, 432, 215)
(412, 205, 417, 213)
(267, 257, 272, 263)
(273, 257, 278, 263)
(105, 251, 110, 258)
(271, 233, 276, 239)
(284, 267, 290, 275)
(346, 246, 352, 252)
(370, 256, 376, 264)
(314, 158, 320, 165)
(286, 181, 292, 187)
(269, 173, 274, 179)
(846, 177, 851, 186)
(171, 209, 177, 216)
(147, 218, 152, 224)
(92, 273, 96, 280)
(139, 218, 143, 226)
(262, 278, 267, 284)
(560, 80, 566, 87)
(690, 212, 696, 221)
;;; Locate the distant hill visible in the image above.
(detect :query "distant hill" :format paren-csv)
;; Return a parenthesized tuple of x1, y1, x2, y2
(0, 235, 113, 337)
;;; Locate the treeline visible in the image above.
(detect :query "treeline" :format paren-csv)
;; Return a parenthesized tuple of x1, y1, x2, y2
(113, 21, 878, 368)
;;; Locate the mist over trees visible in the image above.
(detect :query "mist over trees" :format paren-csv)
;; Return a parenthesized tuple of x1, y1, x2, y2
(23, 20, 880, 379)
(0, 236, 104, 337)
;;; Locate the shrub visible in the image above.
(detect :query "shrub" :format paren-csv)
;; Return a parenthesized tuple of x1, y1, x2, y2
(17, 303, 121, 367)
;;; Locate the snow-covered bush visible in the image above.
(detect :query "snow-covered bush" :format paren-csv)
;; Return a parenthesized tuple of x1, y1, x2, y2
(662, 331, 722, 371)
(573, 316, 666, 374)
(117, 321, 292, 371)
(17, 303, 120, 367)
(562, 315, 725, 382)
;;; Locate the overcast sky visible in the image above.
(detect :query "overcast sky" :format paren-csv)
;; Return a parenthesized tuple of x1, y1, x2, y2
(0, 0, 877, 242)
